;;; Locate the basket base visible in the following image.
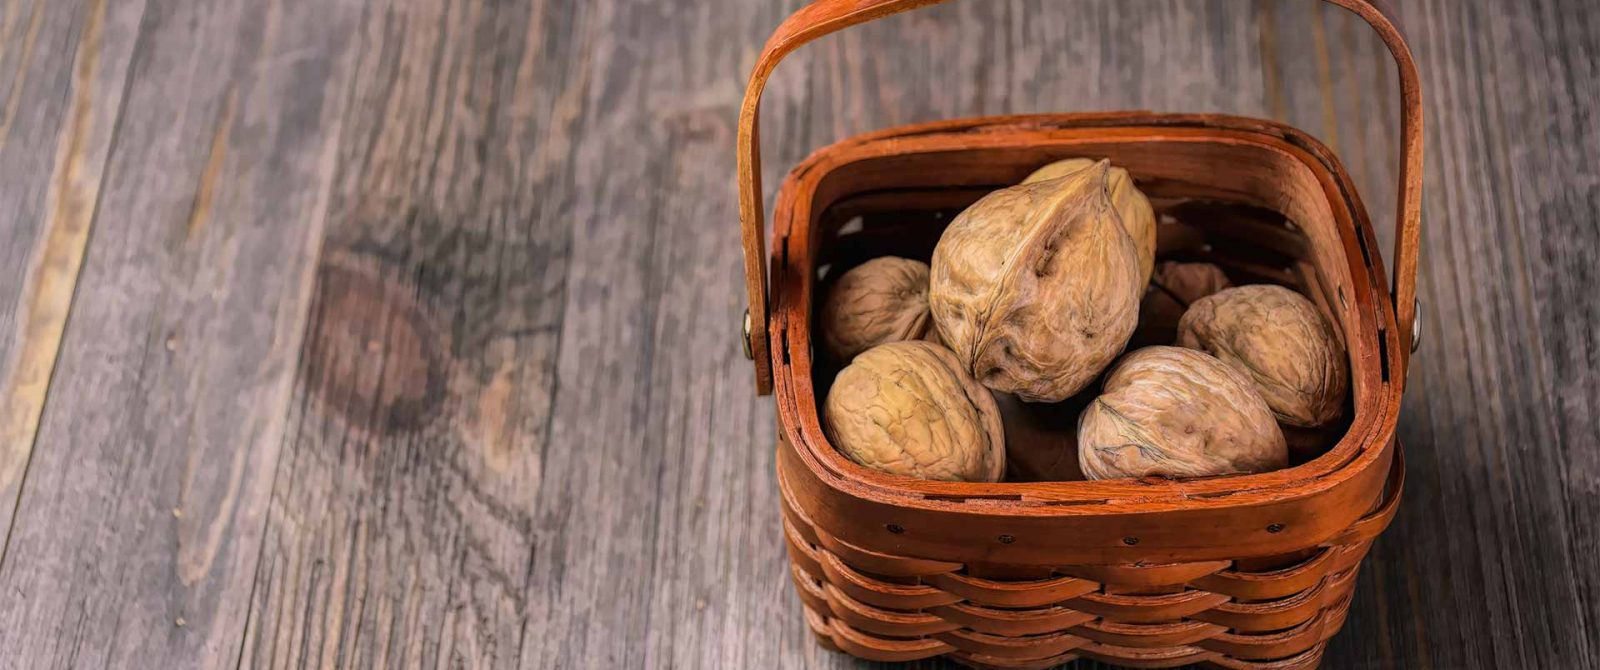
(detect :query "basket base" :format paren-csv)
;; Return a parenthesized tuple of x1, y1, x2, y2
(779, 445, 1408, 670)
(802, 601, 1335, 670)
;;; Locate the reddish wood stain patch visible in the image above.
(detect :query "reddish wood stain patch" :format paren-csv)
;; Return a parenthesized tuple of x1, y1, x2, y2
(300, 261, 448, 437)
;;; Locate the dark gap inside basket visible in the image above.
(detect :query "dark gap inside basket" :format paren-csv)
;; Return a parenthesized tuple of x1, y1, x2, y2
(808, 181, 1356, 484)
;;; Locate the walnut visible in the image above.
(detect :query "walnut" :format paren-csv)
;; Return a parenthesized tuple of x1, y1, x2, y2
(1153, 261, 1232, 306)
(1177, 285, 1348, 427)
(931, 161, 1142, 403)
(820, 257, 933, 362)
(1023, 158, 1156, 283)
(824, 341, 1005, 482)
(1078, 346, 1286, 480)
(1132, 262, 1232, 348)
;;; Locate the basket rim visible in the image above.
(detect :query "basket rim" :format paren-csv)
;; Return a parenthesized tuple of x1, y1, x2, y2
(769, 111, 1405, 517)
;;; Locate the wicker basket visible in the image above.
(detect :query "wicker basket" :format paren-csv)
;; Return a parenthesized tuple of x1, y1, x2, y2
(737, 2, 1423, 668)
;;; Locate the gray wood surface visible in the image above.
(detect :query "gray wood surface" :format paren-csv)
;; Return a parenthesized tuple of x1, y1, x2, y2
(0, 0, 145, 553)
(0, 0, 1596, 668)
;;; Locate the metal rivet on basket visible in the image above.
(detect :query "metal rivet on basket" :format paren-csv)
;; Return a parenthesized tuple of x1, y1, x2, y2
(1267, 523, 1286, 533)
(886, 524, 904, 534)
(741, 309, 753, 360)
(997, 534, 1015, 544)
(1122, 537, 1139, 546)
(1411, 298, 1423, 353)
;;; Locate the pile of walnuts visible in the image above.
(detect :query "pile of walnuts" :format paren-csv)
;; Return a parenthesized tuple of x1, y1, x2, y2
(819, 159, 1348, 483)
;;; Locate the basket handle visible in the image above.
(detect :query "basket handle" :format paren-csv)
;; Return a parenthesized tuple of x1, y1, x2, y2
(739, 0, 1424, 395)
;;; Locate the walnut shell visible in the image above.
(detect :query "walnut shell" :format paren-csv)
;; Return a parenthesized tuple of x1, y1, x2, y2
(1078, 346, 1286, 479)
(1132, 262, 1232, 348)
(824, 341, 1005, 482)
(1023, 158, 1156, 283)
(1153, 261, 1232, 305)
(820, 257, 933, 362)
(1177, 285, 1348, 427)
(931, 161, 1142, 403)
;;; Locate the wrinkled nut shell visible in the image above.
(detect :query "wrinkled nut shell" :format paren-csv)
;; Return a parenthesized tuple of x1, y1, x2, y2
(931, 161, 1142, 403)
(1153, 261, 1231, 305)
(820, 257, 933, 362)
(1177, 285, 1348, 427)
(1078, 346, 1286, 480)
(1024, 158, 1157, 284)
(825, 341, 1006, 482)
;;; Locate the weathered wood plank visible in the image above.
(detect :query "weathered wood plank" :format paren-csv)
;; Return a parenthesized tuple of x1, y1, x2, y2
(0, 0, 145, 555)
(240, 0, 586, 667)
(529, 0, 809, 665)
(0, 0, 361, 666)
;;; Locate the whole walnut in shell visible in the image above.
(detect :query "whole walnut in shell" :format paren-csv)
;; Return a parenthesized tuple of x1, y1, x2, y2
(1024, 158, 1156, 284)
(1079, 347, 1286, 479)
(824, 341, 1005, 482)
(930, 161, 1142, 403)
(1177, 285, 1348, 427)
(820, 257, 934, 362)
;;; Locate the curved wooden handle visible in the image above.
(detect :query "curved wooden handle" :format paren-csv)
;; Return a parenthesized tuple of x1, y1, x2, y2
(739, 0, 1424, 394)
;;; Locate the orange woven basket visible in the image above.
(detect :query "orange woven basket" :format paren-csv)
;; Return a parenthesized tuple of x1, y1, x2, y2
(737, 1, 1423, 668)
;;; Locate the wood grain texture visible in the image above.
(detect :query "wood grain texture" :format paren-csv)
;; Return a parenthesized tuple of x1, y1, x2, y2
(0, 0, 361, 666)
(0, 0, 1596, 668)
(240, 0, 581, 666)
(0, 0, 144, 555)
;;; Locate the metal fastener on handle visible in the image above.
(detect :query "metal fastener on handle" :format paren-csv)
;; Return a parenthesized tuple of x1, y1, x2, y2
(1411, 298, 1422, 353)
(742, 309, 754, 360)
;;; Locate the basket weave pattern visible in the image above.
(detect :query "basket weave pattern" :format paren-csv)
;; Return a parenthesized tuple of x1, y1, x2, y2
(778, 454, 1403, 669)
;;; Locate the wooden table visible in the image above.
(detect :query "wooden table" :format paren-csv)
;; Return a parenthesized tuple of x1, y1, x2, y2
(1, 0, 1595, 667)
